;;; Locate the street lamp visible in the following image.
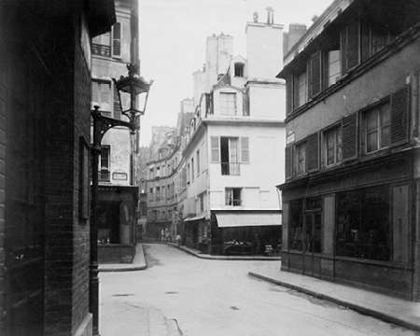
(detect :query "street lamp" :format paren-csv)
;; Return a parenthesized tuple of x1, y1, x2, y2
(90, 63, 152, 335)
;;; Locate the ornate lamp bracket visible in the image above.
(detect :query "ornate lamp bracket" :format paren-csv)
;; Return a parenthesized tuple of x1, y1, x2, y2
(91, 106, 135, 153)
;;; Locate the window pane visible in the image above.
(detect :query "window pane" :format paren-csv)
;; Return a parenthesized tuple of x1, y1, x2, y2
(328, 50, 341, 86)
(336, 186, 390, 261)
(381, 126, 391, 148)
(367, 131, 378, 152)
(298, 71, 307, 107)
(220, 93, 237, 115)
(289, 200, 303, 251)
(366, 110, 378, 132)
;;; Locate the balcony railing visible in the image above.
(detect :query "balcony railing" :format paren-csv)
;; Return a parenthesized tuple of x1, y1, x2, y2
(226, 198, 241, 206)
(92, 44, 111, 57)
(221, 162, 240, 176)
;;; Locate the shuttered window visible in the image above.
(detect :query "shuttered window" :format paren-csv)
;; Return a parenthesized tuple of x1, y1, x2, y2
(363, 102, 391, 153)
(341, 21, 360, 74)
(308, 51, 322, 99)
(391, 87, 409, 144)
(240, 137, 249, 163)
(210, 136, 220, 162)
(342, 114, 357, 161)
(306, 132, 319, 172)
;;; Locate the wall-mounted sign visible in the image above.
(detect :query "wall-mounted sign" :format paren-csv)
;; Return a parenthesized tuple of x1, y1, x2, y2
(112, 171, 128, 181)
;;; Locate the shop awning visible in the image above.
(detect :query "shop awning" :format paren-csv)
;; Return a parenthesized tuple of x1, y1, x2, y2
(215, 213, 281, 228)
(184, 216, 205, 222)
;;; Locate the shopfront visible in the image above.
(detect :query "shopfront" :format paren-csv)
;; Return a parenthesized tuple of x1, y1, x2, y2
(210, 211, 282, 256)
(97, 186, 138, 263)
(281, 154, 415, 299)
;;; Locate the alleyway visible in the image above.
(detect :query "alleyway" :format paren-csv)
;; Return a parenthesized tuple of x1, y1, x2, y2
(100, 244, 416, 336)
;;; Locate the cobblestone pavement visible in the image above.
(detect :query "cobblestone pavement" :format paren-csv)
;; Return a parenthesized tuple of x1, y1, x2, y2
(100, 244, 417, 336)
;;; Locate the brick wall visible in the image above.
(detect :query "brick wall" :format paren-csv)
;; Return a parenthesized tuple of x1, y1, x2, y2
(43, 13, 77, 336)
(0, 80, 6, 336)
(72, 23, 92, 336)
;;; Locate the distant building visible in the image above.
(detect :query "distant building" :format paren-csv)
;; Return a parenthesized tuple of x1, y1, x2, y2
(91, 0, 139, 263)
(144, 105, 193, 240)
(278, 0, 420, 300)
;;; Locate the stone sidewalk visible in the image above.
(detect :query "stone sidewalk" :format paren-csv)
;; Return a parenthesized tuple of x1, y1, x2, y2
(169, 242, 420, 332)
(167, 242, 281, 261)
(99, 244, 182, 336)
(99, 243, 148, 272)
(249, 266, 420, 332)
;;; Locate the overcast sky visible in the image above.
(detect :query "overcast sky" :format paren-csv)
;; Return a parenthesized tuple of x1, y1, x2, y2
(138, 0, 333, 146)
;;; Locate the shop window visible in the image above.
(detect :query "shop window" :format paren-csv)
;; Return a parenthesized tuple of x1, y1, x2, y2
(220, 92, 237, 116)
(225, 188, 241, 206)
(289, 200, 303, 251)
(323, 126, 342, 167)
(336, 185, 391, 261)
(363, 101, 391, 154)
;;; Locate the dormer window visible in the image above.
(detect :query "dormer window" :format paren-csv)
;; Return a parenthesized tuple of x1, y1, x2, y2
(220, 92, 237, 116)
(234, 62, 244, 77)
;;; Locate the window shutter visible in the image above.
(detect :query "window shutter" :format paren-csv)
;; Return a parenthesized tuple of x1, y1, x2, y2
(210, 136, 220, 162)
(306, 132, 319, 172)
(112, 22, 122, 57)
(285, 146, 293, 179)
(287, 75, 294, 114)
(113, 84, 121, 119)
(309, 52, 322, 98)
(342, 114, 358, 161)
(243, 92, 250, 116)
(340, 26, 348, 73)
(391, 86, 409, 144)
(347, 21, 360, 70)
(240, 137, 249, 163)
(360, 20, 370, 62)
(307, 58, 313, 98)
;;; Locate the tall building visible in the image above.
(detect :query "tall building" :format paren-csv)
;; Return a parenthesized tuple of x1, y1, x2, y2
(0, 1, 115, 335)
(91, 0, 139, 263)
(278, 0, 420, 300)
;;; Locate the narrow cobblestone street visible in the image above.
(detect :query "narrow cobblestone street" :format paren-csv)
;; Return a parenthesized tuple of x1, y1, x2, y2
(100, 244, 416, 336)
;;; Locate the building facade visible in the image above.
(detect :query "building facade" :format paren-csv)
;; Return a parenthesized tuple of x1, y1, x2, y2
(278, 0, 420, 300)
(144, 107, 194, 240)
(91, 0, 139, 263)
(145, 11, 288, 255)
(0, 1, 114, 335)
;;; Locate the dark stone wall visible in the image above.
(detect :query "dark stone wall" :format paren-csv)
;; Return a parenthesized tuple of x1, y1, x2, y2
(72, 21, 92, 335)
